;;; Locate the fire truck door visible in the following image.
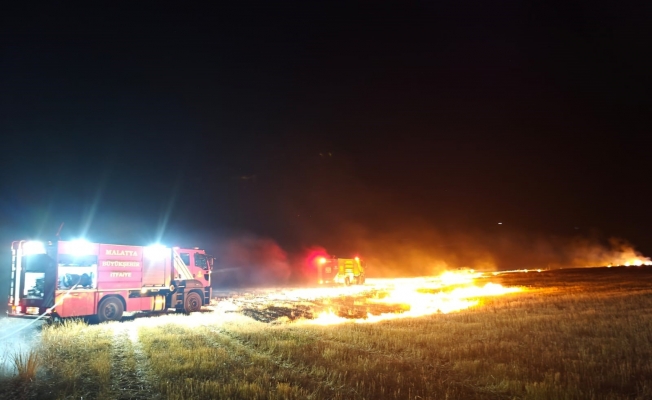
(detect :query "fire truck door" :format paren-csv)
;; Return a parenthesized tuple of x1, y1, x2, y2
(20, 253, 57, 312)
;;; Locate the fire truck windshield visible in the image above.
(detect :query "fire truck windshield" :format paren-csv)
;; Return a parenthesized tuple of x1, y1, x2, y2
(194, 253, 209, 270)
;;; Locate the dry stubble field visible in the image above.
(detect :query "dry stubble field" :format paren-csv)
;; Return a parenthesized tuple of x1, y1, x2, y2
(1, 267, 651, 400)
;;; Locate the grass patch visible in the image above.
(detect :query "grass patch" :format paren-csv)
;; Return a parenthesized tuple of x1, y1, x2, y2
(1, 267, 651, 399)
(38, 319, 114, 399)
(12, 349, 40, 382)
(138, 321, 311, 399)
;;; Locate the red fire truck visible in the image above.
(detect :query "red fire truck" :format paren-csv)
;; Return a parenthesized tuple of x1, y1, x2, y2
(7, 239, 212, 322)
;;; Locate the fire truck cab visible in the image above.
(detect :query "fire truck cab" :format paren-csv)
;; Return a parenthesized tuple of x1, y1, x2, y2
(8, 240, 213, 322)
(317, 256, 366, 286)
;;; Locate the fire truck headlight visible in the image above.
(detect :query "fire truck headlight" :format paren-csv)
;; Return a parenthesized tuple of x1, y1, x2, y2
(355, 257, 360, 261)
(70, 239, 93, 255)
(319, 257, 326, 264)
(145, 244, 168, 259)
(23, 241, 46, 255)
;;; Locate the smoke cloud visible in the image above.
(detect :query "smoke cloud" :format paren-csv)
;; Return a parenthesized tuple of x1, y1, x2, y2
(341, 225, 499, 277)
(563, 237, 651, 267)
(201, 224, 650, 287)
(297, 222, 652, 279)
(211, 234, 291, 288)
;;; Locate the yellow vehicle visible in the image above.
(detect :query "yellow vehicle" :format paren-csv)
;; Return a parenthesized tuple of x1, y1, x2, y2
(317, 256, 366, 286)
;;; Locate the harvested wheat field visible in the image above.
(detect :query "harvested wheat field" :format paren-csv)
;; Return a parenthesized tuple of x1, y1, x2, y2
(1, 267, 651, 400)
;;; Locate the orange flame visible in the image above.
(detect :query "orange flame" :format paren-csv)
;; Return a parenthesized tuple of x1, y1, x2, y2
(621, 258, 652, 267)
(300, 270, 523, 325)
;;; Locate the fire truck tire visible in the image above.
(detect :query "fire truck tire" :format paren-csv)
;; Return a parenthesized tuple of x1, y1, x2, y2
(184, 292, 202, 313)
(97, 297, 124, 323)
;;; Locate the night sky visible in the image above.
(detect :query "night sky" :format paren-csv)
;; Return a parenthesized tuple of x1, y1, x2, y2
(1, 2, 651, 271)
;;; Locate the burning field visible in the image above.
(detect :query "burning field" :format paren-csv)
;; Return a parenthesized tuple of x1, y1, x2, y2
(216, 271, 522, 324)
(2, 267, 652, 400)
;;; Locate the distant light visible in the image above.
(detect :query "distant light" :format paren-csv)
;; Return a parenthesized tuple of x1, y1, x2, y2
(69, 239, 93, 256)
(355, 257, 360, 261)
(145, 244, 168, 259)
(23, 241, 46, 256)
(498, 222, 503, 225)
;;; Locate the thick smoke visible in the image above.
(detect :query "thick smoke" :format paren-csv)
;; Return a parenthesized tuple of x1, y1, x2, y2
(304, 222, 652, 278)
(204, 230, 649, 285)
(260, 150, 651, 278)
(341, 225, 499, 277)
(211, 234, 291, 288)
(288, 245, 329, 285)
(563, 237, 651, 267)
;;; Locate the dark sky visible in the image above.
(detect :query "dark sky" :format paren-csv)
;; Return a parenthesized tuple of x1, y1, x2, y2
(1, 2, 651, 260)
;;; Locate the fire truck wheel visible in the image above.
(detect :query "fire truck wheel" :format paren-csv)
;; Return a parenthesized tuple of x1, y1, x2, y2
(184, 292, 202, 313)
(97, 297, 124, 323)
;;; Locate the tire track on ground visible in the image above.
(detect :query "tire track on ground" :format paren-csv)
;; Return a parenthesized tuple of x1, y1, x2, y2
(213, 324, 495, 400)
(110, 325, 160, 400)
(203, 325, 360, 398)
